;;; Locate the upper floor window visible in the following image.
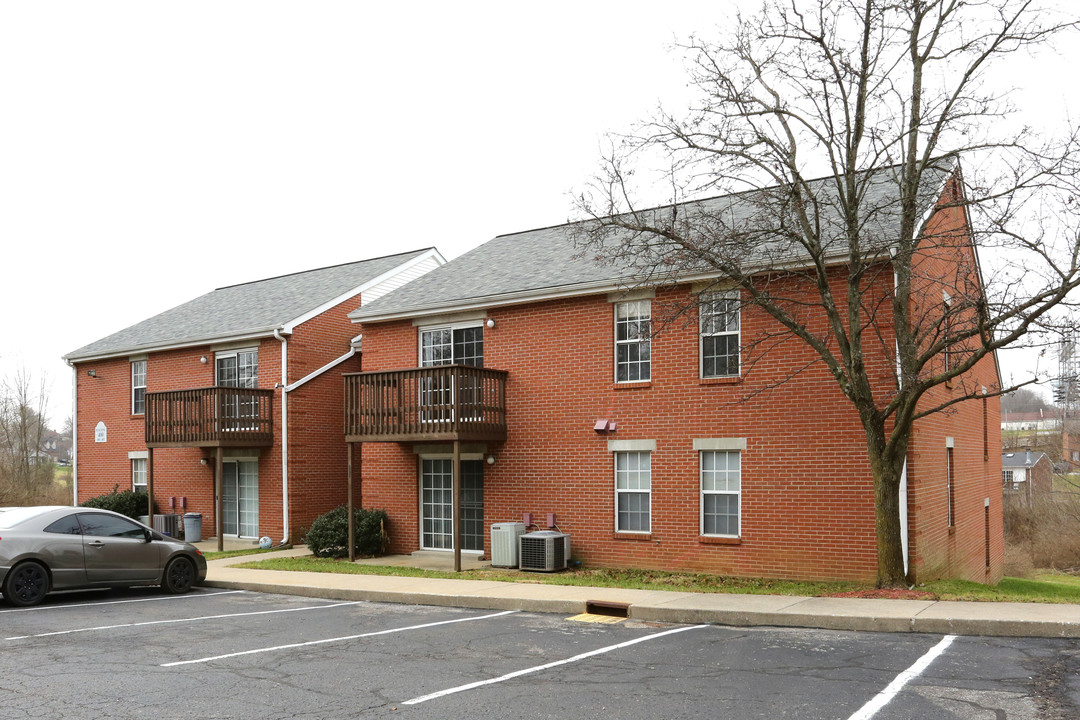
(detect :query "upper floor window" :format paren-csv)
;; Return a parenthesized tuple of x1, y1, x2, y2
(701, 291, 740, 378)
(131, 360, 146, 415)
(615, 300, 651, 382)
(216, 349, 258, 388)
(420, 325, 483, 367)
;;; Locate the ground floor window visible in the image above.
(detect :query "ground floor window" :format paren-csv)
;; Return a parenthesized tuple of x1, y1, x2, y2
(419, 457, 484, 552)
(615, 451, 651, 532)
(222, 460, 259, 538)
(701, 450, 740, 536)
(131, 458, 147, 492)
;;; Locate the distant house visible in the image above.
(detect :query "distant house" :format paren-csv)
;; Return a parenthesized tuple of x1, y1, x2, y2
(1001, 449, 1053, 506)
(1001, 410, 1060, 434)
(64, 250, 443, 545)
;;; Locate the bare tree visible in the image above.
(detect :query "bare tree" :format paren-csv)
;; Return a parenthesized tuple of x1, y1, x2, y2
(0, 368, 52, 504)
(575, 0, 1080, 586)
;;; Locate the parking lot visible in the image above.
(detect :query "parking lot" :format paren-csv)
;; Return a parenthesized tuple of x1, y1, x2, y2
(2, 588, 1079, 719)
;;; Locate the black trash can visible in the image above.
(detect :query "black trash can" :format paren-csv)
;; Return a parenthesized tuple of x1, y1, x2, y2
(183, 513, 203, 543)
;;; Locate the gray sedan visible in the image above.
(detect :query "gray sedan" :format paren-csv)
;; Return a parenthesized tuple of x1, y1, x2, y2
(0, 506, 207, 607)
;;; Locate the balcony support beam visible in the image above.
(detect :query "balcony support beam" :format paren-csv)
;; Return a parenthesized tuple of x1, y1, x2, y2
(453, 440, 462, 573)
(215, 449, 224, 553)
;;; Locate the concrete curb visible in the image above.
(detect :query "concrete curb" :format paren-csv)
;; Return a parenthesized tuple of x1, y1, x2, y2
(203, 562, 1080, 639)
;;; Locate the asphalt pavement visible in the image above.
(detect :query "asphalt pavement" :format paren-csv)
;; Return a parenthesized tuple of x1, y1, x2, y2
(200, 547, 1080, 639)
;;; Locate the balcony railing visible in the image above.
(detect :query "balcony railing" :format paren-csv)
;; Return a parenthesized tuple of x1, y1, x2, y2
(145, 387, 275, 448)
(344, 365, 508, 443)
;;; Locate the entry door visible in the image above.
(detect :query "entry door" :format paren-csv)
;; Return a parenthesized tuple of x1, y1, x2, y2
(222, 460, 259, 538)
(420, 458, 483, 551)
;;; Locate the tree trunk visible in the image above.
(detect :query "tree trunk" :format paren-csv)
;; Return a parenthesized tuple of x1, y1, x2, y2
(865, 424, 908, 587)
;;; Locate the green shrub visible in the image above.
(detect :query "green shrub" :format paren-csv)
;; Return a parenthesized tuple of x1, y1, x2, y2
(304, 506, 389, 558)
(80, 485, 157, 520)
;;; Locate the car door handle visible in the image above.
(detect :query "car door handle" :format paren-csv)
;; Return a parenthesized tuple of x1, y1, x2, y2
(87, 541, 105, 548)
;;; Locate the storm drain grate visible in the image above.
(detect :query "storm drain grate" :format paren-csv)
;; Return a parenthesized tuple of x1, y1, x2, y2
(585, 600, 630, 618)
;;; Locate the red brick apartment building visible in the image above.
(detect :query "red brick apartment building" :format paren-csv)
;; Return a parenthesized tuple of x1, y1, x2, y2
(346, 161, 1002, 583)
(64, 249, 444, 547)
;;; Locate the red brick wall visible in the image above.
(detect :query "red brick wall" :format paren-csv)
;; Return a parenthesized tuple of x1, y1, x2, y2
(905, 176, 1004, 583)
(74, 339, 285, 541)
(284, 294, 365, 541)
(358, 234, 1001, 582)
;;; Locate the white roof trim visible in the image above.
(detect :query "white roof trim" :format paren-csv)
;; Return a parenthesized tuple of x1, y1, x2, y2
(285, 248, 445, 333)
(65, 328, 282, 364)
(285, 347, 358, 393)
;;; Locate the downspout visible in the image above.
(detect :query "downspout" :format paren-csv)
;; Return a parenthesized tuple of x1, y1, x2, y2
(894, 264, 909, 577)
(65, 359, 77, 505)
(274, 328, 289, 545)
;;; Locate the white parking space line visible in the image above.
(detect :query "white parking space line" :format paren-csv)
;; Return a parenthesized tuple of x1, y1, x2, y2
(161, 609, 520, 667)
(5, 601, 362, 640)
(0, 589, 245, 614)
(846, 635, 956, 720)
(403, 623, 709, 706)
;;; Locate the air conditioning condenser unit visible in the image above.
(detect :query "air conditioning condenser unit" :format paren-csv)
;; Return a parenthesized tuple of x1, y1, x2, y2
(490, 522, 526, 567)
(518, 531, 570, 572)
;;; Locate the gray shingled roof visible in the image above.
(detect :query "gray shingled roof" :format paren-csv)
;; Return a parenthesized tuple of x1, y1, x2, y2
(351, 159, 957, 323)
(65, 249, 433, 361)
(1002, 451, 1050, 469)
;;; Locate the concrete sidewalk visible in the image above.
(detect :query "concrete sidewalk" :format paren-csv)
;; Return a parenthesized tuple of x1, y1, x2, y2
(202, 549, 1080, 639)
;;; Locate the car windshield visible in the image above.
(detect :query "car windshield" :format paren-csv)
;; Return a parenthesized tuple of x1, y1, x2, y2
(0, 507, 55, 529)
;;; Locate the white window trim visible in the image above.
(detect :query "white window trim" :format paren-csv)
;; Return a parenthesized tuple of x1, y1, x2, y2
(132, 457, 147, 491)
(131, 360, 147, 415)
(700, 449, 741, 538)
(613, 299, 651, 384)
(416, 454, 484, 555)
(699, 290, 741, 379)
(612, 449, 652, 534)
(416, 321, 484, 367)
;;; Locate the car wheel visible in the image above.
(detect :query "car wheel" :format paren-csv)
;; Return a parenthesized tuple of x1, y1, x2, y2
(162, 556, 195, 594)
(3, 561, 49, 607)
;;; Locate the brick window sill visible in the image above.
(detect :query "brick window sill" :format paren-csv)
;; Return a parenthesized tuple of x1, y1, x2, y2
(699, 535, 741, 546)
(612, 532, 653, 542)
(613, 381, 652, 391)
(700, 376, 741, 387)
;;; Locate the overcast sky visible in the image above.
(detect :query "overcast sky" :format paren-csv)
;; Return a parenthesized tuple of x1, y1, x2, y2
(1, 1, 1076, 427)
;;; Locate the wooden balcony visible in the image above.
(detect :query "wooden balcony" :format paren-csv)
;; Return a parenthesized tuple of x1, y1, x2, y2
(345, 365, 508, 443)
(145, 387, 275, 448)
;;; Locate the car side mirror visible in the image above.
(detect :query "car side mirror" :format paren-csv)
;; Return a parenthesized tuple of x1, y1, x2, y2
(144, 529, 153, 543)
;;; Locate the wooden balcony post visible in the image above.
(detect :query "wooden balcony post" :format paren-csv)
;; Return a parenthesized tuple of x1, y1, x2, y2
(453, 439, 461, 573)
(147, 448, 155, 529)
(215, 449, 224, 552)
(347, 441, 355, 563)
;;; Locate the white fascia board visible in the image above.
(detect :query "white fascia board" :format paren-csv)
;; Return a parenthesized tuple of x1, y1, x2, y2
(284, 249, 446, 333)
(285, 347, 358, 393)
(63, 327, 284, 364)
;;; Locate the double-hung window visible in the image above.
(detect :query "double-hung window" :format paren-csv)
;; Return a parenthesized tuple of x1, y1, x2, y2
(615, 450, 651, 532)
(615, 300, 651, 382)
(701, 291, 740, 378)
(701, 450, 740, 536)
(132, 458, 147, 492)
(131, 360, 146, 415)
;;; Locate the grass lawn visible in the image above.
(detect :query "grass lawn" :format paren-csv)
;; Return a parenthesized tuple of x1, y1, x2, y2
(230, 554, 1080, 603)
